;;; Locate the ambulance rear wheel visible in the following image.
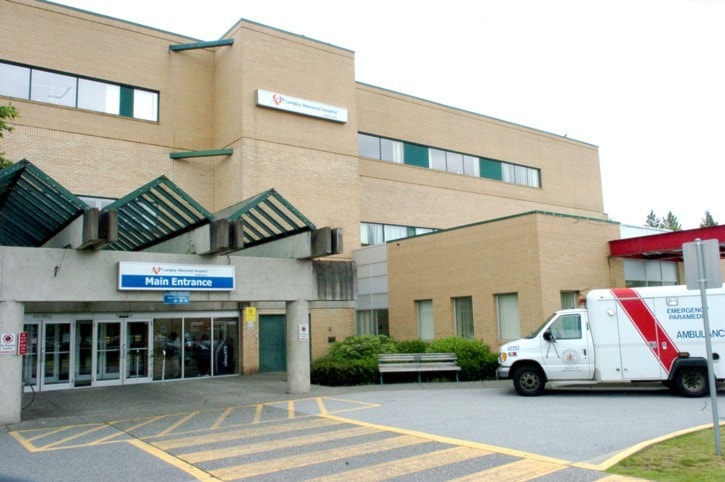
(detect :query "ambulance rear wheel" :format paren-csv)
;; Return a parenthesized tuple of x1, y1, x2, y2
(673, 367, 708, 397)
(513, 365, 546, 396)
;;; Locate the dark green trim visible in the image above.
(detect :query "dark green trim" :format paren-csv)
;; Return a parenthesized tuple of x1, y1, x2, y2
(403, 143, 429, 168)
(119, 86, 134, 117)
(169, 149, 234, 159)
(480, 158, 503, 181)
(169, 39, 234, 51)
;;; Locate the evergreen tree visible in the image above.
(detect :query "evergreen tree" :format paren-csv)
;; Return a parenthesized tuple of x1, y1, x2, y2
(700, 210, 718, 228)
(645, 210, 663, 228)
(662, 211, 682, 231)
(0, 104, 19, 169)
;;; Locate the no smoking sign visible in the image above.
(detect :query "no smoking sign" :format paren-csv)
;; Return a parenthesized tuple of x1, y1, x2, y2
(0, 332, 27, 355)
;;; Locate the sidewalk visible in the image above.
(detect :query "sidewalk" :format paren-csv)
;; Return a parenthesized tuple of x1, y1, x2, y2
(9, 374, 503, 431)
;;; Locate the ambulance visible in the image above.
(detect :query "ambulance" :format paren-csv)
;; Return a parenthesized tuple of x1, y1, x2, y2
(497, 285, 725, 397)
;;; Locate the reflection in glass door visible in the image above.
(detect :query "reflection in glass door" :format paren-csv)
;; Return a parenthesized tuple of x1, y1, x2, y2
(42, 322, 73, 390)
(95, 321, 121, 383)
(75, 320, 93, 387)
(22, 323, 39, 392)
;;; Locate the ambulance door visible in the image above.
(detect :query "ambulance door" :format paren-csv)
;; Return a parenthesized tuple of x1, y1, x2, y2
(616, 303, 663, 380)
(540, 313, 594, 380)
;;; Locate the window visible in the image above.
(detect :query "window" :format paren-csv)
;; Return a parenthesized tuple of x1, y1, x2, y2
(561, 291, 580, 309)
(454, 296, 473, 339)
(496, 293, 520, 340)
(360, 222, 436, 246)
(0, 60, 158, 121)
(356, 309, 390, 336)
(31, 70, 76, 107)
(624, 259, 679, 287)
(358, 133, 539, 187)
(0, 63, 30, 98)
(501, 163, 541, 188)
(549, 314, 582, 340)
(417, 300, 434, 340)
(78, 78, 120, 115)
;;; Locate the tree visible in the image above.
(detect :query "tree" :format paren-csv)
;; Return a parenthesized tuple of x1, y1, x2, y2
(0, 103, 19, 169)
(661, 211, 682, 231)
(700, 210, 718, 228)
(645, 210, 663, 228)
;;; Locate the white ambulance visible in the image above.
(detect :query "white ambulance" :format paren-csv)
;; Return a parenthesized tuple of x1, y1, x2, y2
(497, 285, 725, 397)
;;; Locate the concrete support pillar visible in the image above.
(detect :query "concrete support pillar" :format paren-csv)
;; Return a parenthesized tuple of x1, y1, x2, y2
(0, 301, 25, 424)
(285, 299, 310, 394)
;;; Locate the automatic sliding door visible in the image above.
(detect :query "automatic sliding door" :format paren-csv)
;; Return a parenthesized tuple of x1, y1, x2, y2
(41, 322, 73, 390)
(125, 321, 150, 383)
(95, 321, 121, 384)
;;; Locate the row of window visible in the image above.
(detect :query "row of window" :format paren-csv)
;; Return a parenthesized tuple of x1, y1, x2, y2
(0, 61, 158, 121)
(358, 133, 541, 188)
(356, 290, 582, 341)
(360, 222, 435, 246)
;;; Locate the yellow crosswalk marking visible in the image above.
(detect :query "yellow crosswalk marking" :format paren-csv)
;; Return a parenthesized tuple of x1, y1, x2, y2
(152, 417, 343, 450)
(450, 458, 566, 481)
(180, 426, 379, 464)
(211, 434, 427, 480)
(308, 446, 493, 481)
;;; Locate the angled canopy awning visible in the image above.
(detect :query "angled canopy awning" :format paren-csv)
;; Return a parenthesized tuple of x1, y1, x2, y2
(214, 189, 316, 249)
(103, 176, 214, 251)
(609, 225, 725, 262)
(0, 159, 88, 247)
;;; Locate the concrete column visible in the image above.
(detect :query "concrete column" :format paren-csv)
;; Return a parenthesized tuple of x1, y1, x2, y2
(285, 299, 310, 394)
(0, 301, 25, 425)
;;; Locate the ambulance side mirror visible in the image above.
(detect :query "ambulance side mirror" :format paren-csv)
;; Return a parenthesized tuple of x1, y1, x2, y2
(543, 330, 555, 342)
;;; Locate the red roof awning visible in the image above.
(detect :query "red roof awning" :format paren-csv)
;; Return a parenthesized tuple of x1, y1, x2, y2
(609, 226, 725, 262)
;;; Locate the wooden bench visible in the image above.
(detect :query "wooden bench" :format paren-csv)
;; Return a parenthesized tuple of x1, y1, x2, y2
(377, 353, 461, 384)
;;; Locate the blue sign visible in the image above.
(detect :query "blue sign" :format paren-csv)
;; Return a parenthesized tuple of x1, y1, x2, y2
(118, 262, 235, 291)
(164, 291, 190, 305)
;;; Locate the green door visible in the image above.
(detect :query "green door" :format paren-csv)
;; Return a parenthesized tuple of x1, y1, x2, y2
(259, 315, 286, 372)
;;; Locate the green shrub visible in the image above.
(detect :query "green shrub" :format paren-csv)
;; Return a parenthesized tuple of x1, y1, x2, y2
(311, 357, 378, 386)
(427, 337, 498, 381)
(311, 335, 396, 386)
(395, 339, 431, 353)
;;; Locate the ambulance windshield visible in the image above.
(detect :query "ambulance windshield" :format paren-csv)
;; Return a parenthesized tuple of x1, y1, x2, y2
(524, 313, 557, 339)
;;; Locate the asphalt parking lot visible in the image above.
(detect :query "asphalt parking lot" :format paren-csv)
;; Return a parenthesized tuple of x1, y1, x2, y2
(2, 375, 723, 481)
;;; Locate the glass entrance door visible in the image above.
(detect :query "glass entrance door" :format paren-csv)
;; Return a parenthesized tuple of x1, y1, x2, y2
(94, 320, 151, 386)
(41, 322, 73, 391)
(125, 321, 151, 384)
(95, 321, 121, 385)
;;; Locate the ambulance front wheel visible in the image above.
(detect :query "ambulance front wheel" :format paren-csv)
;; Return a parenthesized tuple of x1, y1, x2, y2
(673, 367, 708, 397)
(512, 365, 546, 396)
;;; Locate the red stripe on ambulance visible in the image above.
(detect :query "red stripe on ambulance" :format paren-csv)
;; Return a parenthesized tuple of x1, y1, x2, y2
(611, 288, 680, 374)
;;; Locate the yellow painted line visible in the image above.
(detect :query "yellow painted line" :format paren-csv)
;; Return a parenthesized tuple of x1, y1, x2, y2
(156, 411, 198, 437)
(573, 421, 725, 471)
(252, 403, 264, 424)
(42, 424, 108, 450)
(127, 439, 221, 481)
(320, 413, 571, 466)
(23, 426, 71, 443)
(450, 458, 565, 481)
(9, 431, 42, 453)
(317, 396, 380, 414)
(309, 446, 493, 481)
(152, 417, 343, 450)
(114, 415, 165, 433)
(210, 407, 233, 430)
(181, 426, 378, 464)
(211, 433, 426, 480)
(316, 396, 328, 415)
(287, 400, 295, 418)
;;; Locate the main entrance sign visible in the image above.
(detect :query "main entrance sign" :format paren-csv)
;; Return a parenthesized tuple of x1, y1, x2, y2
(118, 262, 235, 291)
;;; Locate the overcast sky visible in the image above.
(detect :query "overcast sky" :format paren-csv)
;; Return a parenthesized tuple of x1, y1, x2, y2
(51, 0, 725, 230)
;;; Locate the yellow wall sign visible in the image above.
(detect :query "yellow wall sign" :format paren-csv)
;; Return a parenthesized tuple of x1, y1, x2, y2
(244, 307, 257, 323)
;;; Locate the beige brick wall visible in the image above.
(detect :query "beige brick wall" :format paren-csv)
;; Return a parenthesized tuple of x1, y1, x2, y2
(387, 213, 620, 349)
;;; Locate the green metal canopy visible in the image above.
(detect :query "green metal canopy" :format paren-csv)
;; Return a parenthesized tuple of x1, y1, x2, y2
(103, 176, 214, 251)
(215, 188, 316, 249)
(0, 159, 88, 247)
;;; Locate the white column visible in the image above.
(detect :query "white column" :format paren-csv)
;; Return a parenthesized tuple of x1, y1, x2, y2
(0, 301, 25, 424)
(285, 300, 310, 394)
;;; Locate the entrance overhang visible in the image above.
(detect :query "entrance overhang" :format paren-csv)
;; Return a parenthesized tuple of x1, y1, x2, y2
(609, 226, 725, 262)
